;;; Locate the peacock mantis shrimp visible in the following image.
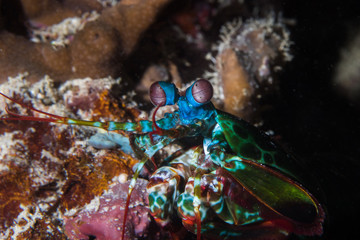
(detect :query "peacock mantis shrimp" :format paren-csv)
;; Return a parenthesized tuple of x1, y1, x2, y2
(0, 79, 324, 240)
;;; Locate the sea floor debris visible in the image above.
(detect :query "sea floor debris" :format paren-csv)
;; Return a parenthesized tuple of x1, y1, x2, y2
(0, 75, 144, 239)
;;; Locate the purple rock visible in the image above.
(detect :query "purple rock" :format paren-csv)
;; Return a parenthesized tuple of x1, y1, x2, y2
(64, 177, 150, 240)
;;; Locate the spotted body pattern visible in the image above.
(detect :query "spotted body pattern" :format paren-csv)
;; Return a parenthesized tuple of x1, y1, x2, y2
(0, 79, 324, 240)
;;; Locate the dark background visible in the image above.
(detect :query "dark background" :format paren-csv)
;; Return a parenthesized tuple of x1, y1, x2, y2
(272, 1, 360, 239)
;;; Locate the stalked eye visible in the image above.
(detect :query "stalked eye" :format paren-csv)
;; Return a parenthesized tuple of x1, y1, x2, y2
(192, 79, 213, 103)
(149, 82, 166, 106)
(149, 81, 179, 106)
(186, 79, 213, 107)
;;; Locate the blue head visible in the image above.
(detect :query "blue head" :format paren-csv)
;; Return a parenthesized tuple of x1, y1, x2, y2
(149, 79, 216, 124)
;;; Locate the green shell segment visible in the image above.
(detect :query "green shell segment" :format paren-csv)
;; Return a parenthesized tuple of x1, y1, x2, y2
(200, 174, 263, 226)
(177, 191, 209, 224)
(147, 166, 185, 226)
(215, 110, 302, 181)
(222, 198, 263, 225)
(177, 192, 196, 218)
(215, 111, 277, 163)
(223, 155, 320, 224)
(148, 191, 166, 215)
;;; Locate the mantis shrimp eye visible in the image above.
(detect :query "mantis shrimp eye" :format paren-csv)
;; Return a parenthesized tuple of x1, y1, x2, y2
(192, 79, 213, 103)
(149, 81, 179, 106)
(186, 79, 213, 107)
(149, 82, 166, 106)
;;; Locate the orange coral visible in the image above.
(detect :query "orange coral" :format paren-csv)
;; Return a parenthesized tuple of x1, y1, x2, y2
(0, 0, 171, 82)
(218, 49, 253, 117)
(60, 150, 137, 211)
(0, 166, 32, 229)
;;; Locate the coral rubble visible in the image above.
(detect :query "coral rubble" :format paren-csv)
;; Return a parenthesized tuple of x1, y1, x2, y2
(334, 30, 360, 102)
(0, 76, 141, 239)
(205, 16, 292, 118)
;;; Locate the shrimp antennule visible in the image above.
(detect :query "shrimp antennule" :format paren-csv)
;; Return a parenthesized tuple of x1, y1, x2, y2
(0, 92, 65, 123)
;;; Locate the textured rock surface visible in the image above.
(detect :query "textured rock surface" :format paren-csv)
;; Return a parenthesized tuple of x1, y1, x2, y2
(0, 0, 171, 82)
(64, 178, 150, 240)
(0, 76, 141, 239)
